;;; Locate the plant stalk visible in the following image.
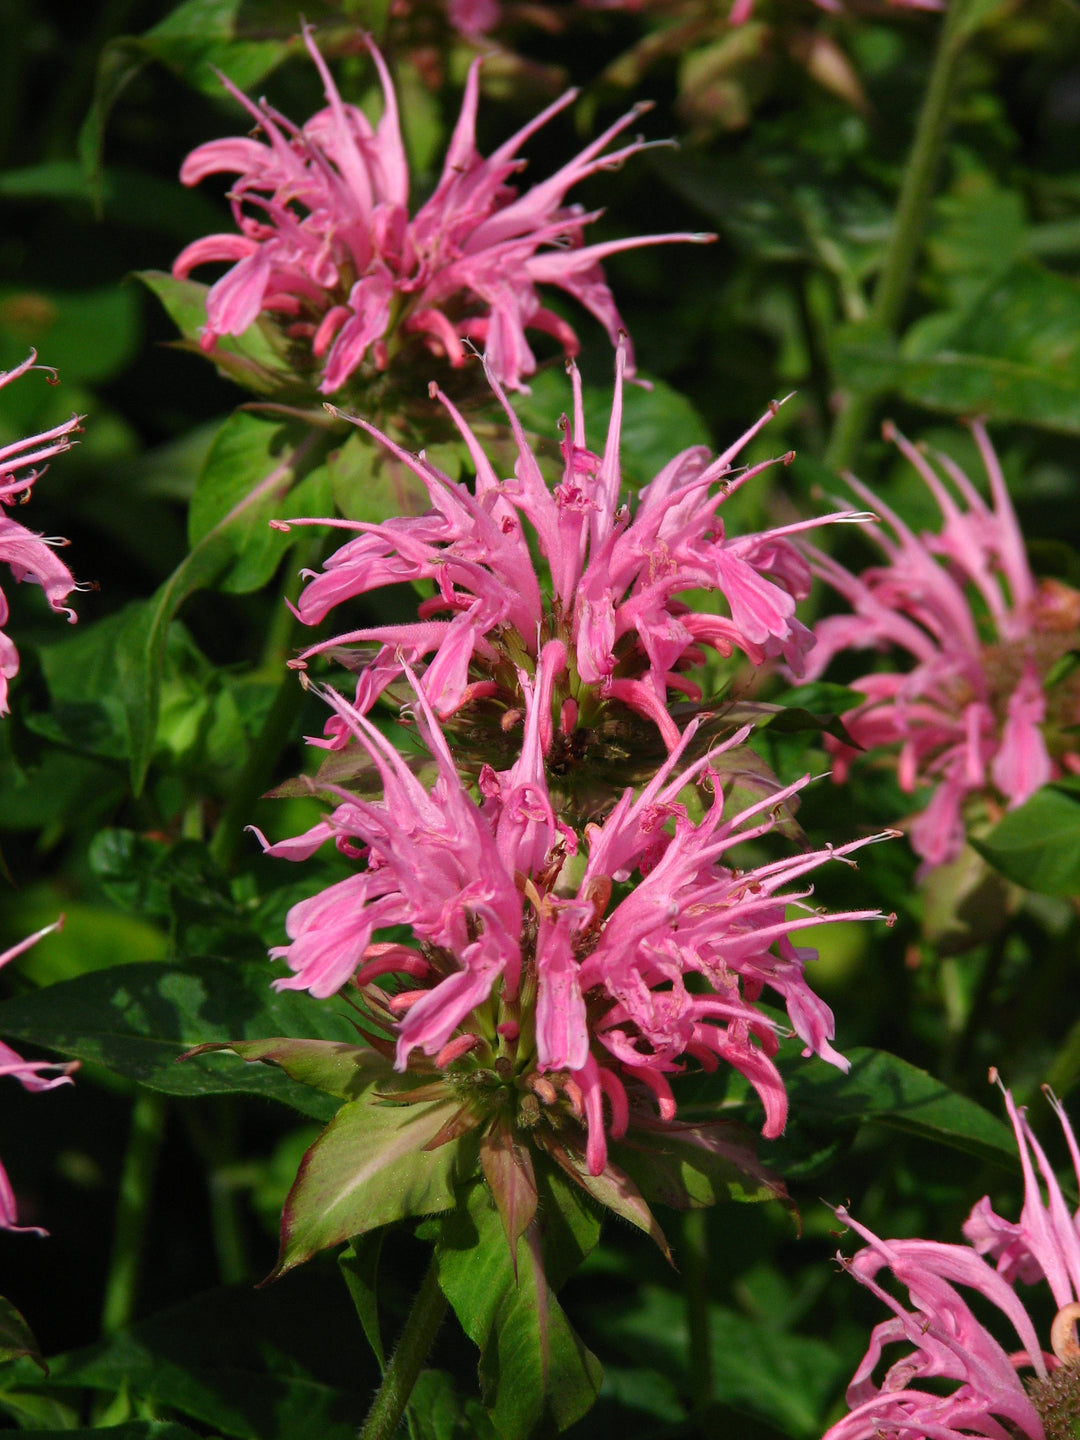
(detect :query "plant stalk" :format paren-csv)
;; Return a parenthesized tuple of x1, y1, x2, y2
(825, 0, 971, 474)
(100, 1091, 166, 1336)
(358, 1251, 448, 1440)
(683, 1208, 712, 1414)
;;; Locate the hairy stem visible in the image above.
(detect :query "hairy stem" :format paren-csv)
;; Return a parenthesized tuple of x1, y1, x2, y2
(358, 1252, 448, 1440)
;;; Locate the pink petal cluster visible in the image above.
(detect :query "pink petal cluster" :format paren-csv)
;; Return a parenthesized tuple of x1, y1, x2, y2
(0, 920, 78, 1234)
(824, 1077, 1080, 1440)
(254, 661, 890, 1175)
(0, 352, 81, 715)
(801, 422, 1079, 870)
(172, 28, 711, 395)
(282, 343, 869, 751)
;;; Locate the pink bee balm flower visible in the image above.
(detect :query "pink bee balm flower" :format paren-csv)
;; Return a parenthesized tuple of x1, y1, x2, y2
(0, 919, 79, 1234)
(0, 351, 81, 715)
(172, 27, 713, 395)
(824, 1076, 1080, 1440)
(253, 661, 892, 1176)
(801, 422, 1080, 871)
(279, 342, 871, 756)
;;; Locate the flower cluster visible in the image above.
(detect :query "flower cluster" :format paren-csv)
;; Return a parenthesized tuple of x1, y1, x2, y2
(255, 655, 891, 1177)
(801, 422, 1079, 870)
(173, 29, 711, 396)
(280, 343, 870, 761)
(824, 1076, 1080, 1440)
(0, 921, 78, 1234)
(0, 351, 81, 715)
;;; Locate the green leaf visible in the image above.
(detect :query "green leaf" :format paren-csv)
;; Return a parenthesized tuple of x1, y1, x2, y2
(79, 0, 303, 183)
(136, 271, 297, 395)
(0, 1297, 45, 1373)
(435, 1181, 602, 1439)
(970, 785, 1080, 896)
(538, 1136, 670, 1262)
(185, 1037, 393, 1099)
(778, 1048, 1017, 1165)
(406, 1369, 500, 1440)
(338, 1233, 386, 1372)
(275, 1094, 464, 1276)
(0, 959, 359, 1119)
(326, 428, 436, 524)
(832, 263, 1080, 434)
(188, 409, 332, 593)
(479, 1119, 539, 1265)
(611, 1118, 787, 1211)
(115, 412, 324, 793)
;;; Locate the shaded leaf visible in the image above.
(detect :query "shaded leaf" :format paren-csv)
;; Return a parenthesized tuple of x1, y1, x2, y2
(595, 1283, 841, 1440)
(0, 960, 359, 1119)
(12, 1272, 371, 1440)
(0, 1297, 45, 1373)
(778, 1048, 1017, 1165)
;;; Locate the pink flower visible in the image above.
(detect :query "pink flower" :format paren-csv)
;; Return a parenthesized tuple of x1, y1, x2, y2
(172, 28, 712, 395)
(0, 352, 81, 715)
(824, 1076, 1080, 1440)
(0, 919, 79, 1235)
(801, 422, 1080, 871)
(280, 342, 870, 755)
(253, 661, 891, 1175)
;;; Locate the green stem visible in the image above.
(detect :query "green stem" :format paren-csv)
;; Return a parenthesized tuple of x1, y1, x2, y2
(358, 1252, 447, 1440)
(683, 1209, 712, 1414)
(100, 1091, 166, 1336)
(825, 0, 971, 474)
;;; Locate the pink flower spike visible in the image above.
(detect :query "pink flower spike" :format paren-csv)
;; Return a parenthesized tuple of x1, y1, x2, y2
(289, 343, 867, 754)
(803, 422, 1078, 870)
(826, 1082, 1080, 1440)
(260, 674, 892, 1175)
(174, 30, 714, 394)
